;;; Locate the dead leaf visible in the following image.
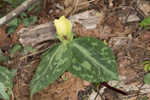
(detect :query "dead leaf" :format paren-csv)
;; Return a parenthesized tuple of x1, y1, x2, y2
(64, 0, 74, 7)
(141, 31, 150, 41)
(10, 24, 23, 44)
(75, 22, 116, 39)
(0, 26, 11, 49)
(75, 22, 99, 38)
(104, 15, 124, 34)
(33, 72, 90, 100)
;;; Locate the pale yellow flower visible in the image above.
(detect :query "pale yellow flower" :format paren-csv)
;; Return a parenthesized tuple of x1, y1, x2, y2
(54, 16, 73, 41)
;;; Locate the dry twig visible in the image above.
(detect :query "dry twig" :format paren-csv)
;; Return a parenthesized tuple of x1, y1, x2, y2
(0, 0, 40, 27)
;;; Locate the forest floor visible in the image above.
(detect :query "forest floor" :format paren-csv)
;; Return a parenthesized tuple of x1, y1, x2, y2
(0, 0, 150, 100)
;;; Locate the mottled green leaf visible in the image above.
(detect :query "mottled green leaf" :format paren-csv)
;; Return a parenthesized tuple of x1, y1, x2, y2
(23, 16, 37, 27)
(27, 1, 41, 13)
(6, 26, 17, 34)
(68, 37, 119, 83)
(3, 0, 15, 5)
(23, 46, 33, 54)
(8, 18, 18, 26)
(23, 46, 37, 54)
(0, 82, 10, 100)
(0, 66, 17, 100)
(0, 54, 9, 62)
(10, 44, 22, 55)
(30, 43, 72, 96)
(144, 73, 150, 84)
(20, 12, 27, 18)
(3, 0, 25, 7)
(7, 18, 19, 34)
(141, 96, 149, 100)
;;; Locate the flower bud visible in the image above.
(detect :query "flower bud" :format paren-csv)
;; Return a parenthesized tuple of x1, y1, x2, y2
(54, 16, 73, 42)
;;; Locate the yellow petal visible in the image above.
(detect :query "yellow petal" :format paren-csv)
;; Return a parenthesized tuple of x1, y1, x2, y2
(54, 16, 72, 40)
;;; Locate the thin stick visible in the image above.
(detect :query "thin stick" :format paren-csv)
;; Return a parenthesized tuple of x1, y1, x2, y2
(0, 0, 40, 26)
(101, 82, 128, 95)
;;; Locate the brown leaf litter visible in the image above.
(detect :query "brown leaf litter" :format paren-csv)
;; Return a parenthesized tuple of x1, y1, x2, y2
(0, 26, 11, 50)
(33, 72, 90, 100)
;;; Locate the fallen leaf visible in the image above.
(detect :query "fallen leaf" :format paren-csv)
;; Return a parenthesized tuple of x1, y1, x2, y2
(75, 22, 116, 39)
(142, 31, 150, 41)
(11, 24, 23, 44)
(0, 26, 11, 49)
(33, 72, 91, 100)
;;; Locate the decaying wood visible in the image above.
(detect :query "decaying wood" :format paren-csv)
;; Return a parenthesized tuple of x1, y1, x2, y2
(18, 22, 56, 47)
(0, 0, 40, 27)
(18, 10, 100, 47)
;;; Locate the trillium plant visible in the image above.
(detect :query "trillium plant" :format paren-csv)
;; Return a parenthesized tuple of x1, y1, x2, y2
(30, 16, 119, 97)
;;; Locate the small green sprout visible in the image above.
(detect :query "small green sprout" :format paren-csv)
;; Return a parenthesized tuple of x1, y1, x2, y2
(140, 16, 150, 29)
(142, 60, 150, 72)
